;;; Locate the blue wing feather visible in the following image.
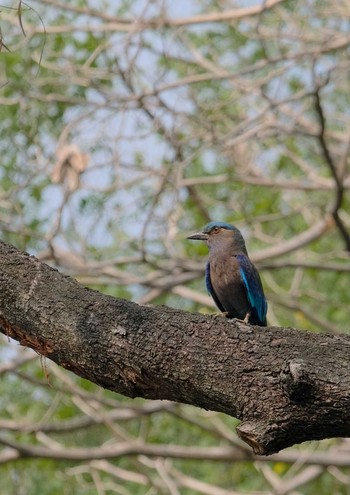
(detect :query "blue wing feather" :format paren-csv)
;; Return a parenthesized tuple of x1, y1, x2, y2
(236, 255, 267, 326)
(205, 262, 226, 313)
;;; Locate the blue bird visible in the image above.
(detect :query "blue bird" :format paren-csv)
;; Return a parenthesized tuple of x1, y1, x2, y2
(187, 221, 267, 326)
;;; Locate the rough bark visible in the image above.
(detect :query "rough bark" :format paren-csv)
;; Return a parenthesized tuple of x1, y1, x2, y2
(0, 240, 349, 455)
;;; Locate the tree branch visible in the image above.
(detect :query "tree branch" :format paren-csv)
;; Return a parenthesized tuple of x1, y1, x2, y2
(314, 85, 350, 251)
(1, 240, 350, 455)
(2, 433, 350, 467)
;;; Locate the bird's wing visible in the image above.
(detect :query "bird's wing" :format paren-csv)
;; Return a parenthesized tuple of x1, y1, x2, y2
(205, 262, 226, 312)
(236, 255, 267, 325)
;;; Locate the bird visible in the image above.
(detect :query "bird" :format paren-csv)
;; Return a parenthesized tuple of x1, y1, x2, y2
(187, 221, 267, 326)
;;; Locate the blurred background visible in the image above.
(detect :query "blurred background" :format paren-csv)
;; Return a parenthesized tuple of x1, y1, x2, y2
(0, 0, 349, 493)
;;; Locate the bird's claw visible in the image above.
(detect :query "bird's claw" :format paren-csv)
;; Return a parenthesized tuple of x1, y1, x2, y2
(243, 311, 251, 324)
(212, 311, 229, 318)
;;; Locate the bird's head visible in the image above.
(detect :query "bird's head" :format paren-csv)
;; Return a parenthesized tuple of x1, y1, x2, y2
(187, 221, 247, 253)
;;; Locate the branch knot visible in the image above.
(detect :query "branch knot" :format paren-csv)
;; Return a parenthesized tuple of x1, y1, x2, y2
(280, 359, 315, 404)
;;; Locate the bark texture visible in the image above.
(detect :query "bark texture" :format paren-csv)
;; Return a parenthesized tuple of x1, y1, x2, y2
(0, 240, 349, 455)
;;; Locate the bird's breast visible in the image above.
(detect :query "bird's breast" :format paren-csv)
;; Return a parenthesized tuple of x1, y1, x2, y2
(209, 254, 249, 317)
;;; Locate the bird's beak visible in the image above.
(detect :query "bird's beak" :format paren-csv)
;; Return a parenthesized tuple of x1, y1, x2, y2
(187, 232, 208, 241)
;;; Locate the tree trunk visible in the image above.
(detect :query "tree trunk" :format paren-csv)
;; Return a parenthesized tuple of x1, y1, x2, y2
(0, 240, 349, 455)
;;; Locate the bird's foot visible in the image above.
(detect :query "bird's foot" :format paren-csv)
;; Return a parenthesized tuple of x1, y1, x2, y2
(212, 311, 229, 318)
(243, 311, 251, 324)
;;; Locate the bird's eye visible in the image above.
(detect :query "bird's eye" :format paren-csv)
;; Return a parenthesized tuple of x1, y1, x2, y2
(213, 227, 219, 233)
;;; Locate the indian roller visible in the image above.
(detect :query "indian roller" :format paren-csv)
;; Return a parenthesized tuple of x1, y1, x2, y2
(187, 221, 267, 326)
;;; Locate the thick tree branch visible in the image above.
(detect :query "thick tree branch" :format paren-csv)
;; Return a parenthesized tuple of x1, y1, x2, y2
(1, 240, 350, 455)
